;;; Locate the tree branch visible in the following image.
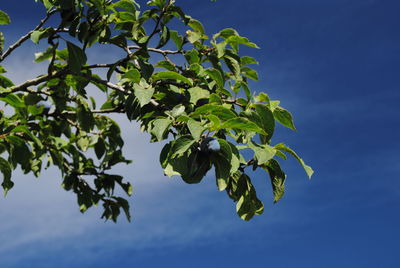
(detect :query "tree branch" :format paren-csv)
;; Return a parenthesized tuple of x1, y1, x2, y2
(0, 10, 57, 62)
(83, 63, 124, 74)
(128, 46, 183, 55)
(60, 107, 125, 115)
(2, 70, 67, 97)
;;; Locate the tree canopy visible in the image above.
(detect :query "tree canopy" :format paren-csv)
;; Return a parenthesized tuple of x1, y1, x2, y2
(0, 0, 313, 222)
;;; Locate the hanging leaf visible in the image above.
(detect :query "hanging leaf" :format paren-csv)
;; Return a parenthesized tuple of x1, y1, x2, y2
(67, 41, 87, 72)
(0, 157, 12, 196)
(274, 143, 314, 178)
(273, 106, 296, 130)
(264, 159, 286, 203)
(151, 118, 172, 141)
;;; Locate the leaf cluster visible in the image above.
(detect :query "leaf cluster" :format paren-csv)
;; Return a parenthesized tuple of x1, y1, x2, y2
(0, 0, 313, 222)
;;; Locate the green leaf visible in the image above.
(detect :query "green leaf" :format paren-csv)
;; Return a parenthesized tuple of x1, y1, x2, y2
(253, 103, 275, 142)
(212, 155, 231, 191)
(77, 104, 95, 132)
(0, 32, 4, 52)
(115, 197, 131, 222)
(53, 137, 69, 149)
(220, 117, 266, 134)
(249, 141, 276, 165)
(254, 92, 270, 103)
(236, 191, 264, 221)
(155, 60, 176, 71)
(213, 28, 238, 40)
(156, 25, 170, 49)
(186, 30, 201, 43)
(241, 66, 258, 81)
(239, 81, 251, 100)
(163, 153, 189, 178)
(152, 71, 193, 86)
(224, 142, 241, 174)
(0, 10, 10, 25)
(264, 159, 286, 203)
(274, 143, 314, 178)
(124, 94, 140, 121)
(183, 151, 211, 184)
(77, 137, 90, 152)
(0, 93, 24, 108)
(120, 182, 133, 196)
(205, 114, 220, 131)
(159, 142, 171, 168)
(269, 100, 280, 111)
(240, 56, 258, 65)
(224, 55, 241, 79)
(106, 61, 119, 81)
(192, 104, 237, 121)
(188, 86, 210, 104)
(205, 68, 224, 89)
(34, 47, 55, 63)
(67, 41, 87, 72)
(88, 0, 105, 14)
(273, 106, 296, 130)
(184, 49, 200, 64)
(169, 136, 195, 158)
(232, 172, 264, 221)
(30, 30, 42, 44)
(188, 18, 205, 34)
(94, 138, 106, 159)
(122, 69, 141, 83)
(227, 36, 259, 50)
(133, 79, 154, 107)
(30, 29, 52, 44)
(40, 0, 54, 10)
(151, 118, 172, 141)
(0, 75, 14, 88)
(187, 119, 205, 141)
(215, 42, 226, 58)
(275, 150, 287, 160)
(112, 0, 137, 13)
(11, 125, 43, 148)
(0, 157, 12, 196)
(170, 30, 183, 50)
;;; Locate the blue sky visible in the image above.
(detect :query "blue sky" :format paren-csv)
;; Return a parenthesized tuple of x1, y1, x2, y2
(0, 0, 399, 267)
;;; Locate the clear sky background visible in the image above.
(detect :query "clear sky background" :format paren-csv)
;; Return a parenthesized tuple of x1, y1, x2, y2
(0, 0, 399, 267)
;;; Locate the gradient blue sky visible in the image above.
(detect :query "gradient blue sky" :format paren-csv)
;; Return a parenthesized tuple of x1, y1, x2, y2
(0, 0, 399, 267)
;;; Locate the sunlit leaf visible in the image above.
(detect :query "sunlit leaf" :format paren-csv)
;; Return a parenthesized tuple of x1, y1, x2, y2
(274, 143, 314, 178)
(0, 10, 10, 25)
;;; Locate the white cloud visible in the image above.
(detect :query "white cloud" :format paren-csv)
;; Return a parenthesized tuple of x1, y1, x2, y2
(0, 41, 301, 267)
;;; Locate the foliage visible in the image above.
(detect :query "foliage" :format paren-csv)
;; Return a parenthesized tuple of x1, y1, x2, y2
(0, 0, 313, 222)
